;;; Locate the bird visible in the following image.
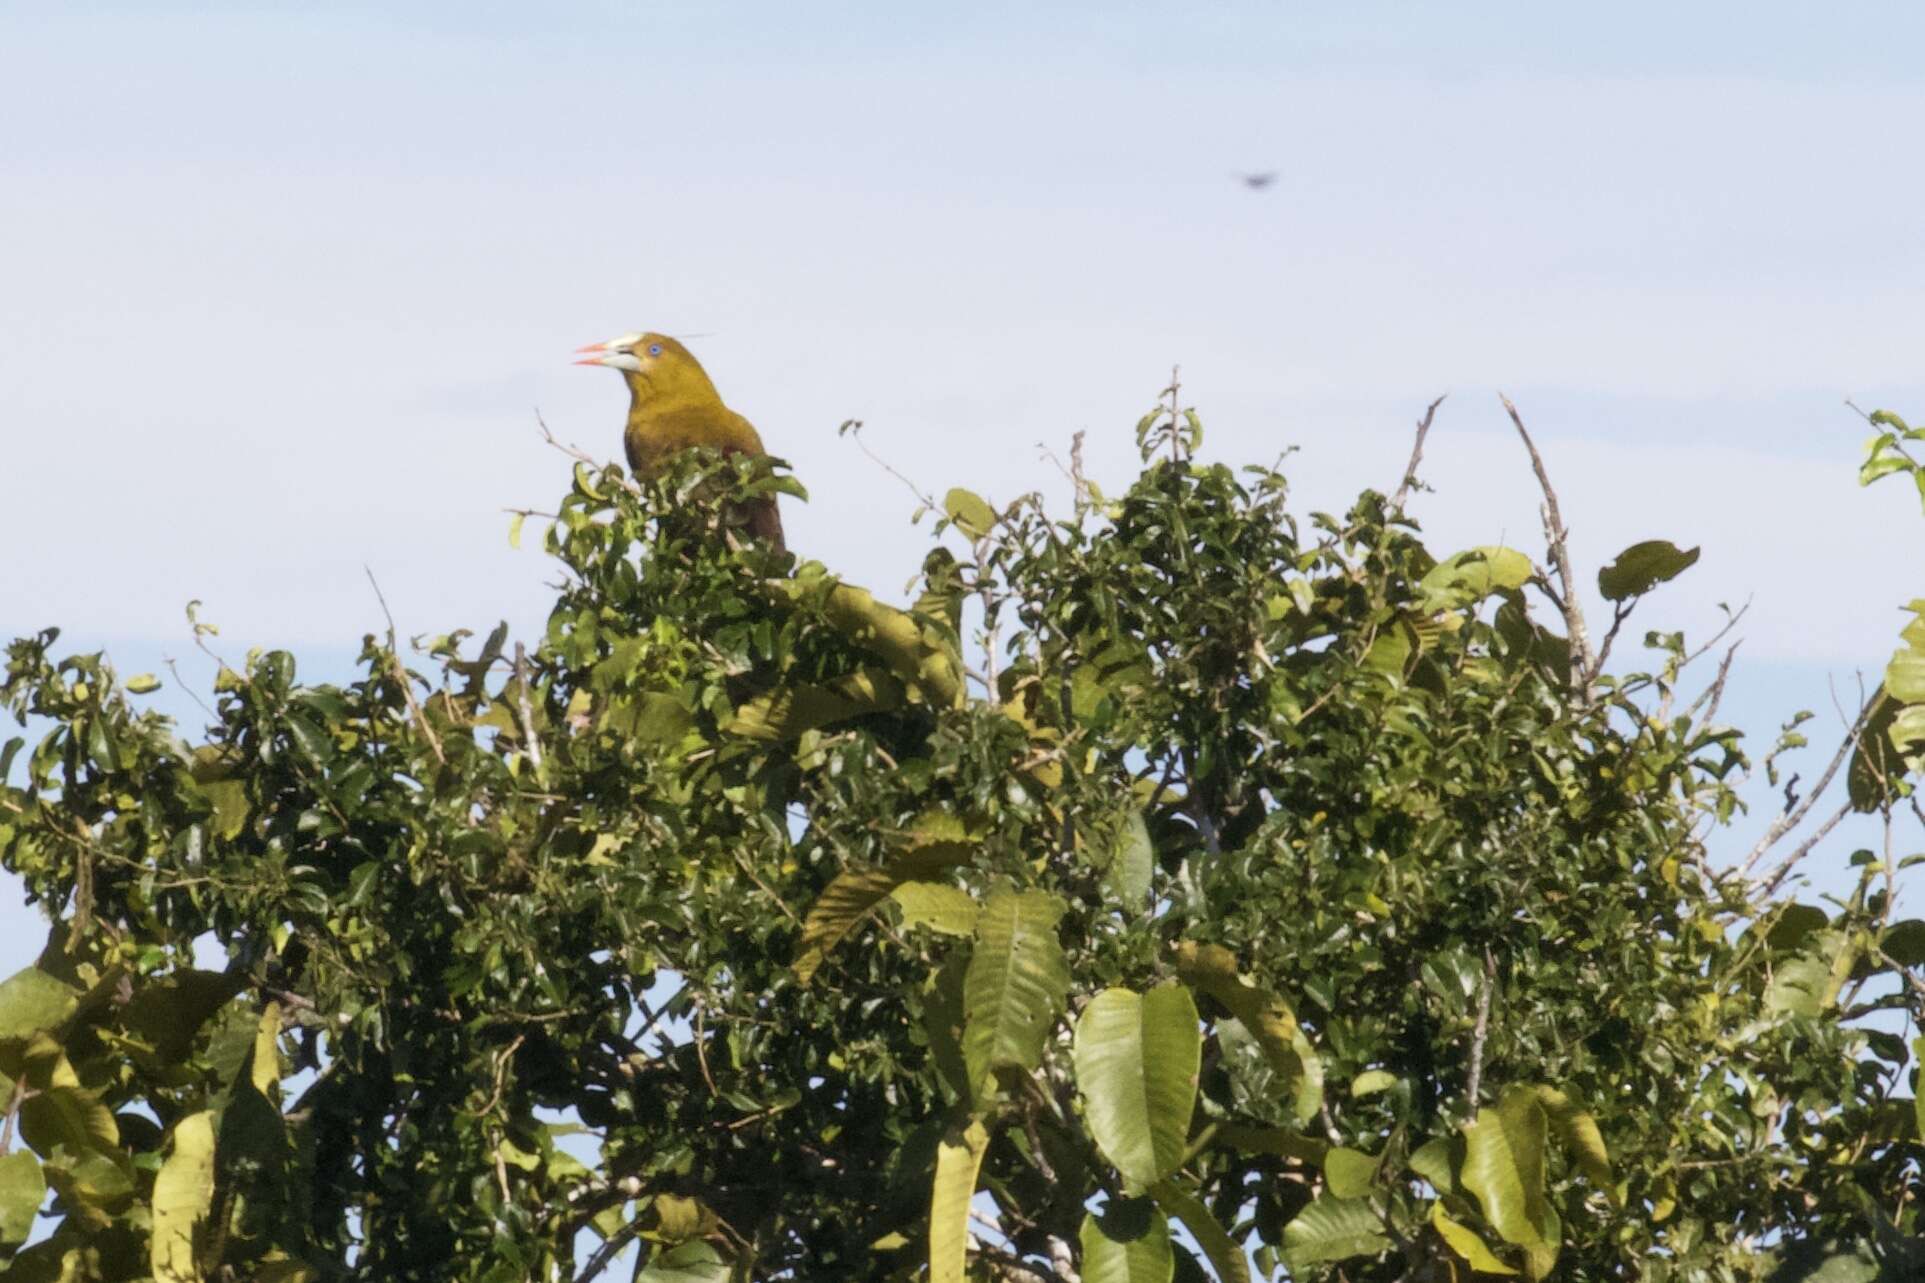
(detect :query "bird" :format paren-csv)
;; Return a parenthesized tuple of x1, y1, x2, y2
(1233, 171, 1278, 191)
(574, 332, 786, 552)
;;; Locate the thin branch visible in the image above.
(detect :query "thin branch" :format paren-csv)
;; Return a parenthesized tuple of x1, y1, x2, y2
(364, 567, 446, 767)
(572, 1214, 647, 1283)
(842, 420, 939, 510)
(161, 655, 219, 722)
(0, 1076, 26, 1156)
(1688, 641, 1742, 727)
(513, 643, 543, 773)
(1391, 394, 1448, 512)
(1740, 699, 1871, 877)
(1590, 600, 1635, 681)
(1500, 395, 1596, 686)
(1756, 798, 1855, 897)
(1464, 947, 1497, 1109)
(535, 410, 641, 493)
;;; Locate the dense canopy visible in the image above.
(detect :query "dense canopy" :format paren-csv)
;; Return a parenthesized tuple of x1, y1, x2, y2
(2, 393, 1923, 1282)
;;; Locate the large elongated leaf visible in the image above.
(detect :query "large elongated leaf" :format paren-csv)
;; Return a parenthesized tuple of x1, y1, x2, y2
(1462, 1087, 1557, 1255)
(1281, 1195, 1391, 1273)
(152, 1110, 217, 1283)
(1084, 807, 1154, 907)
(758, 575, 965, 708)
(929, 1116, 989, 1283)
(1080, 1200, 1174, 1283)
(1150, 1180, 1249, 1283)
(1431, 1201, 1517, 1275)
(1175, 941, 1321, 1124)
(1072, 984, 1200, 1191)
(1526, 1085, 1614, 1199)
(962, 889, 1070, 1098)
(726, 666, 905, 742)
(793, 837, 975, 982)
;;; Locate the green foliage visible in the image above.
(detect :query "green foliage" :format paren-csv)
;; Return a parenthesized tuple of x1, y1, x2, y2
(0, 403, 1921, 1281)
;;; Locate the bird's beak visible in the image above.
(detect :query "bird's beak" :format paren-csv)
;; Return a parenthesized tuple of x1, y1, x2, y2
(573, 333, 645, 371)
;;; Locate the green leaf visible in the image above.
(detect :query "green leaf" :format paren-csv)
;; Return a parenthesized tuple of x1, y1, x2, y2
(1101, 809, 1155, 897)
(1430, 1201, 1517, 1275)
(635, 1240, 730, 1282)
(1850, 688, 1907, 811)
(1349, 1069, 1400, 1098)
(507, 511, 526, 550)
(1526, 1085, 1614, 1199)
(1764, 953, 1830, 1017)
(19, 1086, 120, 1158)
(942, 488, 997, 538)
(1323, 1146, 1379, 1199)
(1081, 1200, 1174, 1283)
(1149, 1180, 1249, 1283)
(0, 966, 80, 1045)
(1361, 619, 1417, 683)
(929, 1116, 989, 1283)
(151, 1110, 217, 1283)
(727, 667, 906, 742)
(891, 881, 980, 936)
(123, 970, 249, 1067)
(963, 889, 1071, 1099)
(1420, 546, 1534, 609)
(1887, 920, 1925, 967)
(1175, 942, 1322, 1124)
(793, 839, 975, 983)
(1461, 1087, 1556, 1250)
(0, 1150, 44, 1246)
(125, 673, 161, 694)
(1915, 1037, 1925, 1143)
(1597, 540, 1700, 601)
(1888, 648, 1925, 704)
(193, 776, 250, 842)
(1281, 1196, 1392, 1272)
(1409, 1136, 1458, 1194)
(1072, 984, 1200, 1191)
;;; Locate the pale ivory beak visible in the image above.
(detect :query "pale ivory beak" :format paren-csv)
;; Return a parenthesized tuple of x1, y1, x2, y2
(573, 333, 645, 371)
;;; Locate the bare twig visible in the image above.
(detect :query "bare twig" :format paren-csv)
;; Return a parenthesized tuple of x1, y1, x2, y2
(1757, 799, 1855, 897)
(842, 420, 939, 510)
(572, 1214, 647, 1283)
(1740, 699, 1871, 877)
(1500, 395, 1596, 686)
(1464, 947, 1497, 1109)
(1590, 600, 1635, 681)
(161, 655, 219, 722)
(1391, 394, 1448, 512)
(365, 567, 446, 767)
(1048, 1236, 1078, 1282)
(1687, 641, 1742, 727)
(513, 643, 543, 773)
(1169, 367, 1182, 464)
(535, 411, 641, 494)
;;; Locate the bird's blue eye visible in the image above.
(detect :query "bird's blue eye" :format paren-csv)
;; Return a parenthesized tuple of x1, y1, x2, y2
(647, 343, 662, 357)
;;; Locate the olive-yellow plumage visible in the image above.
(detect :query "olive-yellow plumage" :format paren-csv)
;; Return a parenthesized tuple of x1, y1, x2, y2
(574, 331, 785, 551)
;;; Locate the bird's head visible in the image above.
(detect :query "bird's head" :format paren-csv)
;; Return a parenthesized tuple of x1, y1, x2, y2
(573, 331, 719, 405)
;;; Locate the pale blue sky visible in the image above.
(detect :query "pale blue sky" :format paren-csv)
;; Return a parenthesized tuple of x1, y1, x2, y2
(4, 3, 1924, 970)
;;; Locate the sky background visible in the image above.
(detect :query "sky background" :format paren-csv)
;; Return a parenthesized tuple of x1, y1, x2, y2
(5, 1, 1925, 973)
